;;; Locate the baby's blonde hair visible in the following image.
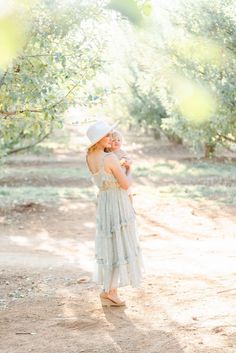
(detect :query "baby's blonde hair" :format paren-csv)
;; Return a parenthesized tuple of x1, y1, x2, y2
(112, 130, 123, 141)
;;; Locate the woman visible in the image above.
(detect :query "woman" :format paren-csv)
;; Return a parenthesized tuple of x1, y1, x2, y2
(86, 120, 143, 307)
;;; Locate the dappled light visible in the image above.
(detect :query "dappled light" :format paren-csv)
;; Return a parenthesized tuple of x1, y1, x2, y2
(0, 215, 5, 224)
(142, 236, 236, 276)
(9, 230, 94, 271)
(9, 235, 30, 247)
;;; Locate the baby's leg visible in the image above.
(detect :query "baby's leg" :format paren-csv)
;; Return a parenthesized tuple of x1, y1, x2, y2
(127, 187, 133, 204)
(128, 193, 133, 204)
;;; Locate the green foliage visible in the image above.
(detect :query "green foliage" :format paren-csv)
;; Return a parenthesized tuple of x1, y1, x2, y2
(2, 0, 234, 158)
(108, 0, 236, 156)
(160, 0, 236, 156)
(127, 64, 167, 138)
(0, 0, 106, 156)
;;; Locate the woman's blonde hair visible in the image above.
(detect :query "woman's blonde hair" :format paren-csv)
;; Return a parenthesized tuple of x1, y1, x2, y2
(87, 143, 98, 154)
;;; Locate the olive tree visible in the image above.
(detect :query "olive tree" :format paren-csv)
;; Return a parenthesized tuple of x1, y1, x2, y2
(0, 0, 107, 156)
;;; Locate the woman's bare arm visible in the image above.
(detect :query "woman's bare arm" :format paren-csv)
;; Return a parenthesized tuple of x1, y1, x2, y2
(105, 154, 131, 190)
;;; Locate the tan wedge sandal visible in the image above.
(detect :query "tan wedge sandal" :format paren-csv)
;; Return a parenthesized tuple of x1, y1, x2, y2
(100, 294, 126, 307)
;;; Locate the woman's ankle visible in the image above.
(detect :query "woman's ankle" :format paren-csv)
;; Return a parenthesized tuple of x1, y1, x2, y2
(109, 288, 117, 295)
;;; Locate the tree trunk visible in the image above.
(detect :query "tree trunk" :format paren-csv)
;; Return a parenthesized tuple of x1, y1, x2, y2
(204, 143, 216, 158)
(165, 132, 183, 145)
(152, 127, 161, 140)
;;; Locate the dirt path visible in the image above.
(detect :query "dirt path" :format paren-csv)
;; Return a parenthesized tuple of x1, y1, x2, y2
(0, 128, 235, 353)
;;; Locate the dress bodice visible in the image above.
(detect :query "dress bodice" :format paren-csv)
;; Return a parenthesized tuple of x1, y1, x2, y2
(92, 170, 119, 191)
(87, 152, 120, 192)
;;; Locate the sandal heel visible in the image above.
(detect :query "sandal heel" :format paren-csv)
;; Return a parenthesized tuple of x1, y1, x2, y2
(100, 296, 126, 307)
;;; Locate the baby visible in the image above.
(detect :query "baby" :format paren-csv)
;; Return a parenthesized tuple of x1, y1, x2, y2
(110, 130, 133, 203)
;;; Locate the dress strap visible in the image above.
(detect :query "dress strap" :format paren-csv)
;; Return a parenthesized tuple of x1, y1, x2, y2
(102, 152, 113, 169)
(86, 153, 93, 174)
(102, 152, 115, 175)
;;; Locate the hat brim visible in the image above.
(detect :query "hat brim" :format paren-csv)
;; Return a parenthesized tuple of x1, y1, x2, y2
(86, 121, 119, 150)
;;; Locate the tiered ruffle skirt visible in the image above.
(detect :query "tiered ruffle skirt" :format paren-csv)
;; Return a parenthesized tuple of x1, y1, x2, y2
(93, 187, 143, 291)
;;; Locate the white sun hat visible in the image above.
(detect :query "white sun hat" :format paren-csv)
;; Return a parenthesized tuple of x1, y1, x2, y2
(86, 120, 119, 149)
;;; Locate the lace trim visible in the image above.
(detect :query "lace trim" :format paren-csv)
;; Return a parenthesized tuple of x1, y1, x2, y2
(100, 180, 119, 191)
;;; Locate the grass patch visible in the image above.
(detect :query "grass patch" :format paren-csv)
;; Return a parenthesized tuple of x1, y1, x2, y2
(135, 184, 236, 206)
(0, 167, 89, 179)
(0, 185, 97, 205)
(133, 160, 236, 183)
(1, 159, 236, 207)
(134, 160, 236, 205)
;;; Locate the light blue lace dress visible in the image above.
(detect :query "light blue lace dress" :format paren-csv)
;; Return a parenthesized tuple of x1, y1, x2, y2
(89, 153, 143, 292)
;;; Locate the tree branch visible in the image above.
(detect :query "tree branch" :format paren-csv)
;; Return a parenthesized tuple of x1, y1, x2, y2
(7, 130, 51, 155)
(0, 109, 43, 116)
(20, 53, 83, 59)
(217, 133, 236, 143)
(0, 70, 8, 89)
(0, 79, 83, 117)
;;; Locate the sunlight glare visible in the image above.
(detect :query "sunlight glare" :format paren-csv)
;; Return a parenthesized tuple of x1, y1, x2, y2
(172, 76, 216, 124)
(9, 235, 30, 246)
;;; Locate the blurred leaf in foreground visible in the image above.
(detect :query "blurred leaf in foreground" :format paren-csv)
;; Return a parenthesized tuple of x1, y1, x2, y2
(0, 1, 29, 69)
(107, 0, 152, 26)
(172, 76, 216, 124)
